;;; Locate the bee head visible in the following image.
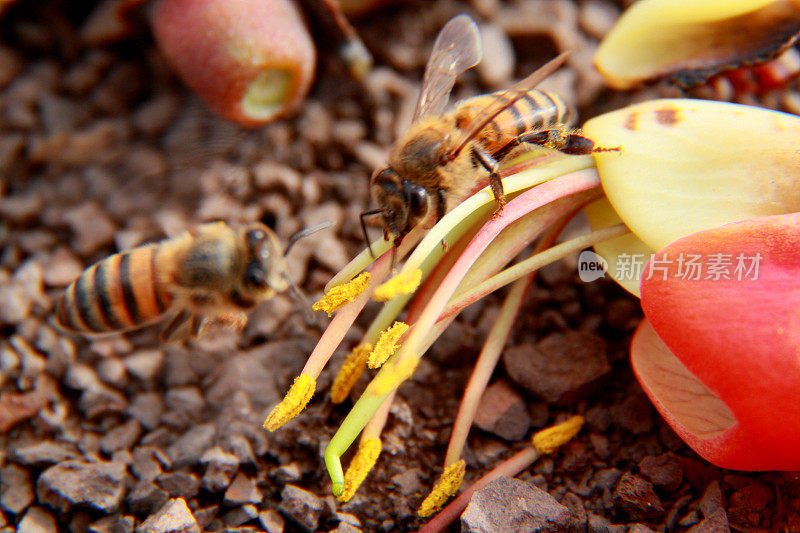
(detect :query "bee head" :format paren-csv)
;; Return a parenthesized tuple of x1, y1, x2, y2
(371, 167, 430, 240)
(241, 223, 290, 297)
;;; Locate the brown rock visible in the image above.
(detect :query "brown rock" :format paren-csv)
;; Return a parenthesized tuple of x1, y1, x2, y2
(18, 506, 57, 533)
(610, 391, 654, 435)
(258, 508, 285, 533)
(698, 480, 725, 517)
(728, 481, 774, 531)
(127, 482, 169, 516)
(0, 389, 45, 432)
(88, 514, 135, 533)
(156, 473, 201, 500)
(461, 476, 570, 532)
(688, 508, 731, 533)
(135, 498, 200, 533)
(100, 419, 143, 454)
(473, 379, 531, 441)
(612, 473, 664, 521)
(503, 331, 609, 404)
(200, 446, 239, 493)
(62, 202, 117, 256)
(37, 460, 126, 513)
(638, 453, 683, 493)
(223, 472, 262, 506)
(280, 485, 324, 531)
(1, 464, 34, 515)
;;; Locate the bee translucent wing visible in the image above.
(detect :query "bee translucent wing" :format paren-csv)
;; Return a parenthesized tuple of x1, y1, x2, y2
(447, 52, 570, 159)
(413, 14, 482, 122)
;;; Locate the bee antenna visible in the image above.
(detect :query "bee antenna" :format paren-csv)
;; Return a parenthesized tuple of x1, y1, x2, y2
(360, 209, 382, 258)
(284, 221, 333, 257)
(283, 273, 318, 325)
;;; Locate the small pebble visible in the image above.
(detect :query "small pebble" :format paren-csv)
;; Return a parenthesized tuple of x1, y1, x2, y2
(166, 423, 216, 468)
(612, 473, 664, 521)
(156, 473, 201, 500)
(37, 460, 126, 513)
(259, 509, 285, 533)
(503, 330, 609, 404)
(18, 506, 57, 533)
(135, 498, 200, 533)
(223, 472, 262, 506)
(279, 485, 324, 531)
(0, 464, 34, 515)
(473, 379, 531, 441)
(462, 476, 570, 532)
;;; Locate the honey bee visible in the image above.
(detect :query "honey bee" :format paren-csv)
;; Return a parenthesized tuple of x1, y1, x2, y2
(56, 221, 328, 339)
(363, 15, 614, 244)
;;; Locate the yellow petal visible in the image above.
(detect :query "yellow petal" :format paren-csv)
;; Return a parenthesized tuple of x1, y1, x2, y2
(595, 0, 800, 89)
(583, 199, 655, 297)
(584, 99, 800, 254)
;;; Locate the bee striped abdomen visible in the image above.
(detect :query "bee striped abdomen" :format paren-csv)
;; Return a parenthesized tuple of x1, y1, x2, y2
(57, 245, 173, 334)
(457, 90, 574, 152)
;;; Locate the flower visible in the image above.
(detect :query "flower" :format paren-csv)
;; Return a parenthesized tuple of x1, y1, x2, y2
(635, 213, 800, 469)
(584, 98, 800, 469)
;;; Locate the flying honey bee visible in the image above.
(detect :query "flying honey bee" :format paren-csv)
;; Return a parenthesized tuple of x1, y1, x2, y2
(363, 14, 616, 245)
(56, 221, 328, 339)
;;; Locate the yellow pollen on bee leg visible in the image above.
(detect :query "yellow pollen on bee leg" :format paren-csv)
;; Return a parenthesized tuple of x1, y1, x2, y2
(312, 272, 371, 317)
(418, 459, 466, 517)
(263, 374, 316, 431)
(373, 269, 422, 301)
(532, 415, 584, 455)
(330, 343, 373, 404)
(337, 437, 382, 502)
(367, 321, 409, 369)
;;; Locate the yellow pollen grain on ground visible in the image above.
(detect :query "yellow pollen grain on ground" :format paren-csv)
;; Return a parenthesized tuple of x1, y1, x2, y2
(330, 343, 373, 403)
(532, 415, 585, 454)
(418, 459, 466, 517)
(373, 269, 422, 301)
(338, 437, 382, 502)
(312, 272, 371, 316)
(263, 374, 316, 431)
(367, 321, 409, 369)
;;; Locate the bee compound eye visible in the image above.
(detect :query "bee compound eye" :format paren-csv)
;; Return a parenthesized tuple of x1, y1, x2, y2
(246, 229, 267, 248)
(409, 187, 428, 212)
(245, 262, 267, 288)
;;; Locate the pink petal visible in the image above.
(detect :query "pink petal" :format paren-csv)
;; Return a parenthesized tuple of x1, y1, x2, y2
(637, 213, 800, 469)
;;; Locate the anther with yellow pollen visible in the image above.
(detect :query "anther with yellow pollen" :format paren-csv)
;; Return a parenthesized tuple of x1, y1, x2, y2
(263, 374, 315, 431)
(373, 269, 422, 301)
(337, 437, 382, 502)
(418, 460, 466, 517)
(330, 343, 372, 404)
(312, 272, 371, 316)
(367, 321, 408, 369)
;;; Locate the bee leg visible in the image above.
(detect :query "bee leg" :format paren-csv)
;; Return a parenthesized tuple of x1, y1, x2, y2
(199, 312, 248, 335)
(160, 310, 194, 343)
(518, 129, 620, 155)
(472, 146, 506, 208)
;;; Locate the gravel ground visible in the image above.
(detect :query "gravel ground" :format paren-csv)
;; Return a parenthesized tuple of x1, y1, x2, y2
(1, 1, 800, 532)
